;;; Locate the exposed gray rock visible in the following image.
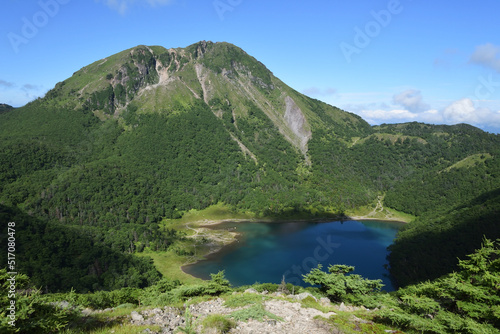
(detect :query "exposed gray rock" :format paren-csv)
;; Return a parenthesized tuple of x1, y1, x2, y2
(131, 311, 144, 322)
(124, 297, 403, 334)
(284, 95, 312, 157)
(293, 292, 317, 301)
(350, 315, 372, 324)
(50, 301, 71, 309)
(81, 308, 93, 316)
(319, 297, 331, 306)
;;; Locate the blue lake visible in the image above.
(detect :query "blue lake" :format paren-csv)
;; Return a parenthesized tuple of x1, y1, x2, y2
(183, 220, 403, 291)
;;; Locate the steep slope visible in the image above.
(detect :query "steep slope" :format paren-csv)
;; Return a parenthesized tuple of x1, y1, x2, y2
(388, 188, 500, 286)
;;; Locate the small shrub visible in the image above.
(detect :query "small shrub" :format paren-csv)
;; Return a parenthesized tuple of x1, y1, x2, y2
(175, 308, 196, 334)
(0, 269, 80, 333)
(252, 283, 279, 293)
(73, 287, 141, 309)
(277, 276, 290, 295)
(303, 264, 383, 302)
(201, 314, 235, 333)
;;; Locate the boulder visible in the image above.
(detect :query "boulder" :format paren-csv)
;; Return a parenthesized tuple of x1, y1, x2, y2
(131, 311, 144, 322)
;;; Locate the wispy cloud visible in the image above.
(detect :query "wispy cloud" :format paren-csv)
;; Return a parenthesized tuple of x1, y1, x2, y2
(469, 43, 500, 73)
(0, 81, 41, 91)
(22, 84, 40, 91)
(0, 80, 15, 88)
(433, 48, 460, 68)
(98, 0, 174, 15)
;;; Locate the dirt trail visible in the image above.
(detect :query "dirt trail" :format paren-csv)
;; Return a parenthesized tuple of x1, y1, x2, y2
(368, 196, 384, 217)
(349, 196, 406, 222)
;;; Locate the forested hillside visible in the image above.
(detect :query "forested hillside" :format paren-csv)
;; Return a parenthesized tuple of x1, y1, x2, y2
(0, 41, 499, 293)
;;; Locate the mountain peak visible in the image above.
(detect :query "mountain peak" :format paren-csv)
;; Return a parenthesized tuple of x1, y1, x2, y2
(38, 42, 371, 158)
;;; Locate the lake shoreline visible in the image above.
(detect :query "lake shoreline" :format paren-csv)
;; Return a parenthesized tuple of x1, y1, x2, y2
(191, 215, 408, 228)
(180, 216, 406, 282)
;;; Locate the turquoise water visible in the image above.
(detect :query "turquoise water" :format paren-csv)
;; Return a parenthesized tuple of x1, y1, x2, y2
(183, 220, 403, 291)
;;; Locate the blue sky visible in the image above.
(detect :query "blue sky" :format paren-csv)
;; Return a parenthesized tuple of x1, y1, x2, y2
(1, 0, 500, 132)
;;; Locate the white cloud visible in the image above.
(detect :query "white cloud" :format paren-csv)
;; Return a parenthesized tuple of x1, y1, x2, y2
(393, 89, 429, 113)
(346, 98, 500, 132)
(442, 98, 500, 128)
(356, 109, 418, 125)
(98, 0, 173, 14)
(469, 43, 500, 73)
(443, 98, 478, 124)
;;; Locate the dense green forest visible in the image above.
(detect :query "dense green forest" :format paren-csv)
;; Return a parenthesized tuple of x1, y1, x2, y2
(1, 41, 499, 305)
(0, 204, 162, 292)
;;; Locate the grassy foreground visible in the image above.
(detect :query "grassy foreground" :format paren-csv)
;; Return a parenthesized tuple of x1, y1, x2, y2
(3, 239, 498, 333)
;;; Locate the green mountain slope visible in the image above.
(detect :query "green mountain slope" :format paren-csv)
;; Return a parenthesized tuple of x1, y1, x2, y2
(1, 41, 499, 291)
(388, 188, 500, 286)
(0, 204, 161, 292)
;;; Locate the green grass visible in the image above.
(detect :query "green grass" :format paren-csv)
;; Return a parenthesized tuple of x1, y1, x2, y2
(229, 304, 283, 322)
(223, 293, 267, 308)
(67, 324, 162, 334)
(60, 305, 159, 334)
(136, 251, 204, 285)
(346, 201, 415, 223)
(300, 296, 334, 314)
(443, 153, 492, 172)
(324, 311, 405, 334)
(353, 133, 427, 146)
(162, 202, 256, 227)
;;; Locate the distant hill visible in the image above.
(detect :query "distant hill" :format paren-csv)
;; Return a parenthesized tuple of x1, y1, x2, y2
(0, 103, 13, 113)
(0, 41, 499, 291)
